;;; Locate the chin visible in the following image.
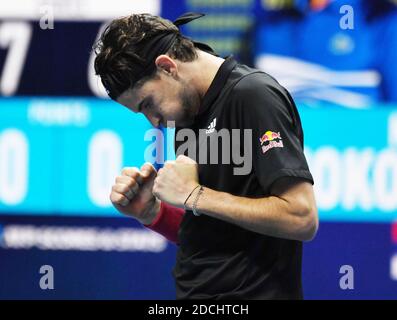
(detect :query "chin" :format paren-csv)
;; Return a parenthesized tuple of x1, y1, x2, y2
(166, 117, 192, 128)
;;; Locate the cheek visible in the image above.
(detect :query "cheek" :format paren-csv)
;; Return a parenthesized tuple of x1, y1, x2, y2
(161, 104, 185, 121)
(159, 91, 185, 115)
(154, 81, 195, 124)
(152, 80, 174, 102)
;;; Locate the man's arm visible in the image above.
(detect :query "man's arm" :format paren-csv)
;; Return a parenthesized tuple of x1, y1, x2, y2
(153, 155, 318, 242)
(184, 176, 318, 242)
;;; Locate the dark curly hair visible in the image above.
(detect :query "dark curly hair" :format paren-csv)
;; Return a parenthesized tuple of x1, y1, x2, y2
(93, 14, 198, 100)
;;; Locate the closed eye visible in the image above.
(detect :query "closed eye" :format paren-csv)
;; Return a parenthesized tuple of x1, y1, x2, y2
(143, 100, 152, 110)
(137, 97, 152, 112)
(137, 99, 145, 112)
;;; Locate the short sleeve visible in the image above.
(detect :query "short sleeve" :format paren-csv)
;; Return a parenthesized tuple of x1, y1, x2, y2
(230, 72, 314, 193)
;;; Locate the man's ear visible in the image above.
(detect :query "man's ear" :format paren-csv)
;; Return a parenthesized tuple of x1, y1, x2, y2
(155, 55, 178, 77)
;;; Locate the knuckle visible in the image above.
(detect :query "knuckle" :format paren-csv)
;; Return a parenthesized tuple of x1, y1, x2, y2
(115, 194, 123, 203)
(141, 162, 154, 172)
(164, 161, 174, 168)
(121, 166, 139, 177)
(110, 193, 122, 204)
(127, 178, 137, 188)
(176, 155, 188, 163)
(120, 184, 129, 194)
(119, 195, 129, 205)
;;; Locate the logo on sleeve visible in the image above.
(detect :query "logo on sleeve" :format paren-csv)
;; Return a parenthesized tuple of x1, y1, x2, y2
(259, 130, 283, 154)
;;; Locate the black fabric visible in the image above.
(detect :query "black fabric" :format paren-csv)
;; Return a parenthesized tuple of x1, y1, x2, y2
(173, 57, 314, 299)
(173, 12, 205, 26)
(129, 12, 211, 83)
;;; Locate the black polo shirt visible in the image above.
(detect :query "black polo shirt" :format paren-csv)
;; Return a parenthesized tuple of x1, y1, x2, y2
(172, 56, 314, 299)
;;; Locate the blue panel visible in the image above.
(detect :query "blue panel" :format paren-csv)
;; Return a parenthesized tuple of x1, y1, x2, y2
(0, 215, 176, 299)
(0, 98, 153, 216)
(303, 221, 397, 299)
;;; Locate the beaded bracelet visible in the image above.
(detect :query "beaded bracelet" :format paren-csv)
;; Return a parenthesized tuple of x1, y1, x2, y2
(183, 184, 200, 211)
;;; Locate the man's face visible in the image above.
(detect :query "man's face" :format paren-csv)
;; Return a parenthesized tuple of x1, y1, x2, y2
(117, 70, 201, 128)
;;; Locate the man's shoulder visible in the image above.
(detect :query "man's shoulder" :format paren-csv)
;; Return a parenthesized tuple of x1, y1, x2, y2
(226, 64, 291, 107)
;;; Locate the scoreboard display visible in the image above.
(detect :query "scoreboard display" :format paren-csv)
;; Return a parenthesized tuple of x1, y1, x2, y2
(0, 98, 154, 215)
(0, 1, 160, 97)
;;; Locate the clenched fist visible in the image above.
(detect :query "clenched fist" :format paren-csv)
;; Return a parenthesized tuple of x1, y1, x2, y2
(110, 162, 160, 225)
(153, 155, 199, 208)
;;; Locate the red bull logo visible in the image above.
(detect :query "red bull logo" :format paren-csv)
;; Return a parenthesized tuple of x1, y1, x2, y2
(259, 131, 282, 145)
(259, 130, 284, 154)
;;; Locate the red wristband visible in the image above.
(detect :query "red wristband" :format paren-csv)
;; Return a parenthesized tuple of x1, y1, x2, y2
(144, 202, 185, 244)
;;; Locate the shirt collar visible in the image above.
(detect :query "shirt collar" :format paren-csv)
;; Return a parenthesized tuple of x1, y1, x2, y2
(196, 56, 237, 119)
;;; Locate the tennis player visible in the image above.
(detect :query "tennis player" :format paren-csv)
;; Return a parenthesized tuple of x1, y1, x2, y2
(94, 12, 318, 299)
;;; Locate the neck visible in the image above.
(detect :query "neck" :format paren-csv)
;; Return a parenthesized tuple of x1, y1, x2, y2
(182, 50, 225, 110)
(196, 50, 225, 97)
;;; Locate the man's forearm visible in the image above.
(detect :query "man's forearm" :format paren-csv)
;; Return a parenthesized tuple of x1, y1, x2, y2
(185, 186, 316, 241)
